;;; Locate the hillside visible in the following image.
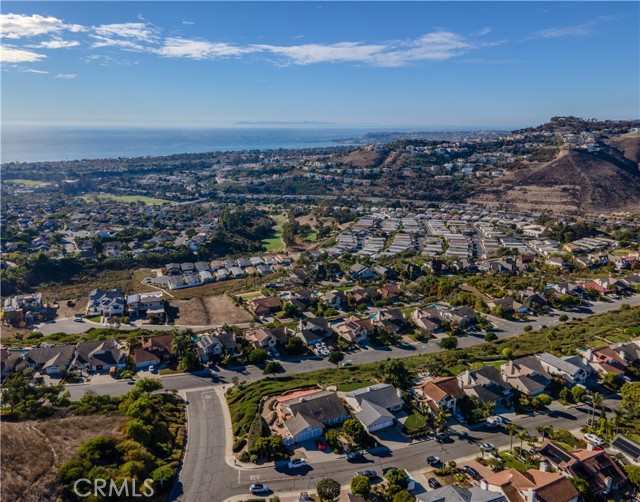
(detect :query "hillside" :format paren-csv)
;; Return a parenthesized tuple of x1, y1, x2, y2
(472, 138, 640, 213)
(1, 415, 125, 502)
(605, 133, 640, 164)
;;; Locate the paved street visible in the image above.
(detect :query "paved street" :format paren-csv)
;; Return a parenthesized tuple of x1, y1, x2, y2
(64, 295, 640, 401)
(170, 386, 620, 501)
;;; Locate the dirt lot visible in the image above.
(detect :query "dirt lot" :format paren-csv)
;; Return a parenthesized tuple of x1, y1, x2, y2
(1, 415, 125, 502)
(170, 294, 253, 326)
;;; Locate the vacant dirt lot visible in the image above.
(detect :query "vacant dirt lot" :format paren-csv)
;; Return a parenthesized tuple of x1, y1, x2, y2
(170, 295, 253, 326)
(1, 415, 125, 502)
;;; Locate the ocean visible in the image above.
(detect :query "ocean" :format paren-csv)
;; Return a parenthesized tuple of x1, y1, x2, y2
(0, 126, 389, 163)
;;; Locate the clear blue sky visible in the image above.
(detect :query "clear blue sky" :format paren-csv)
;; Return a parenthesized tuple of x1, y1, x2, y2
(1, 1, 638, 128)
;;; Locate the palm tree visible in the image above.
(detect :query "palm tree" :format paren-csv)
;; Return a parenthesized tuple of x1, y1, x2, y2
(506, 424, 519, 453)
(590, 392, 603, 427)
(517, 430, 529, 454)
(434, 410, 451, 432)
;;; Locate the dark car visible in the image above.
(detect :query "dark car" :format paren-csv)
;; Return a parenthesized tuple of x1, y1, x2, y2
(355, 470, 377, 479)
(428, 477, 442, 489)
(346, 451, 364, 462)
(426, 456, 441, 466)
(463, 465, 480, 479)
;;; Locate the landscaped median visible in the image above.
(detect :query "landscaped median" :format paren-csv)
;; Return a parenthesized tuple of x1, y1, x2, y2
(226, 305, 640, 440)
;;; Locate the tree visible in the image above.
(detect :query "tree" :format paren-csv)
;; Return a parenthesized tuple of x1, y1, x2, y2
(350, 475, 371, 497)
(316, 478, 340, 502)
(571, 385, 587, 403)
(263, 361, 282, 376)
(506, 424, 519, 452)
(282, 301, 302, 318)
(422, 356, 446, 377)
(342, 418, 366, 444)
(328, 350, 345, 368)
(393, 492, 414, 502)
(434, 410, 451, 432)
(602, 372, 622, 391)
(379, 359, 411, 389)
(523, 325, 533, 332)
(569, 477, 589, 496)
(621, 382, 640, 419)
(385, 468, 409, 490)
(439, 336, 458, 350)
(502, 348, 513, 359)
(624, 465, 640, 489)
(285, 336, 305, 355)
(248, 349, 268, 365)
(134, 378, 163, 394)
(590, 392, 604, 426)
(531, 393, 552, 412)
(559, 314, 569, 322)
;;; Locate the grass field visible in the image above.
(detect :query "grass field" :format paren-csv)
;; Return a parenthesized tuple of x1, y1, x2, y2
(338, 380, 376, 392)
(95, 194, 173, 205)
(4, 179, 47, 186)
(261, 213, 286, 251)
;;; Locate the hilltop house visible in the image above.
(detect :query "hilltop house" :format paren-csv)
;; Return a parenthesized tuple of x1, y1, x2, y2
(25, 345, 75, 376)
(127, 291, 165, 321)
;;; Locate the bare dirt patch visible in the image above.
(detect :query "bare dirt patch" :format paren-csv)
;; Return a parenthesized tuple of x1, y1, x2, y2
(171, 295, 253, 326)
(1, 415, 125, 502)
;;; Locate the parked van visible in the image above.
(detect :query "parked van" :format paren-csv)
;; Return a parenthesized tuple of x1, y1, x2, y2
(486, 416, 503, 427)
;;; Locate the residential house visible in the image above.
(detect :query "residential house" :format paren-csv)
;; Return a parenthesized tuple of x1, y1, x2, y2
(323, 290, 347, 310)
(2, 293, 44, 325)
(377, 284, 402, 301)
(196, 333, 224, 362)
(374, 308, 406, 334)
(443, 306, 478, 328)
(612, 340, 640, 367)
(414, 376, 466, 414)
(349, 285, 380, 304)
(246, 328, 278, 349)
(132, 346, 162, 369)
(581, 346, 628, 376)
(299, 317, 332, 339)
(335, 315, 373, 344)
(610, 434, 640, 466)
(247, 297, 282, 318)
(1, 348, 22, 377)
(87, 288, 125, 318)
(73, 339, 126, 372)
(25, 345, 75, 376)
(134, 334, 176, 368)
(500, 356, 553, 396)
(481, 467, 579, 502)
(276, 390, 350, 444)
(486, 297, 526, 314)
(127, 291, 165, 320)
(416, 486, 507, 502)
(411, 308, 443, 336)
(535, 353, 590, 385)
(350, 263, 378, 280)
(536, 441, 627, 498)
(343, 383, 404, 432)
(458, 366, 513, 408)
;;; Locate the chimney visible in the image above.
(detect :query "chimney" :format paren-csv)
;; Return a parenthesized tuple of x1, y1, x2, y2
(604, 477, 612, 494)
(539, 461, 549, 472)
(525, 488, 537, 502)
(397, 388, 403, 399)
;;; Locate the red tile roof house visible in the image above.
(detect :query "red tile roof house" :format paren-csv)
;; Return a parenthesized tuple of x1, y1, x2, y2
(413, 376, 466, 415)
(581, 346, 628, 375)
(481, 467, 579, 502)
(247, 297, 283, 318)
(132, 334, 176, 369)
(536, 441, 627, 499)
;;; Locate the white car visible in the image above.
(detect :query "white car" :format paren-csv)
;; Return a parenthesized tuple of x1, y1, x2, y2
(288, 458, 308, 469)
(584, 433, 604, 446)
(480, 442, 496, 451)
(250, 484, 269, 494)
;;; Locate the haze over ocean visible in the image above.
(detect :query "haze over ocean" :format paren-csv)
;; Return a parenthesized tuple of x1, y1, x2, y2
(1, 125, 503, 163)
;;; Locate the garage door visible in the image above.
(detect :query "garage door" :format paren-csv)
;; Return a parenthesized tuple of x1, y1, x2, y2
(368, 419, 394, 432)
(296, 429, 321, 442)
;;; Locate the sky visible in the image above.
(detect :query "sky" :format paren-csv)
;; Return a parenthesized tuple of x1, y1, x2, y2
(1, 1, 639, 128)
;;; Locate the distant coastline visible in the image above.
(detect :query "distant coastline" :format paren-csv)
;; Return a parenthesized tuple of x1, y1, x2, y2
(1, 125, 512, 163)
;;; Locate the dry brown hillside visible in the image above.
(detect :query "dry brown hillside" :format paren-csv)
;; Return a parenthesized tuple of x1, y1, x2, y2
(472, 138, 640, 213)
(1, 416, 125, 502)
(605, 133, 640, 164)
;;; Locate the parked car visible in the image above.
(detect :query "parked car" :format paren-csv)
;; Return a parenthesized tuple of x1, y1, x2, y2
(288, 458, 308, 469)
(299, 493, 313, 501)
(426, 456, 441, 466)
(250, 484, 270, 494)
(149, 365, 156, 373)
(486, 416, 503, 428)
(355, 470, 377, 479)
(463, 465, 480, 479)
(480, 442, 495, 451)
(584, 433, 604, 446)
(315, 439, 327, 451)
(428, 477, 442, 489)
(346, 451, 364, 461)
